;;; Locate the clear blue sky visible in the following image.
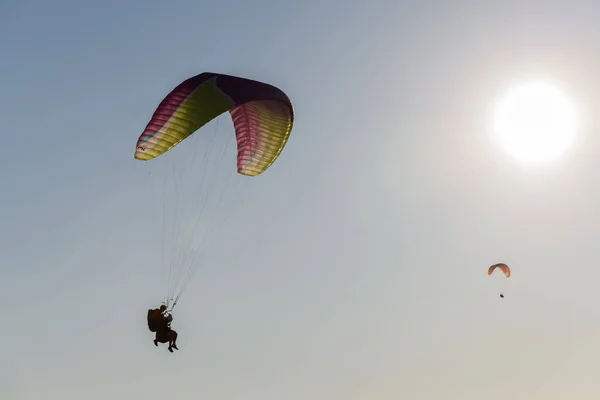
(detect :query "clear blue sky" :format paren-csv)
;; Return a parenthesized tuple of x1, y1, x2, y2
(3, 1, 600, 399)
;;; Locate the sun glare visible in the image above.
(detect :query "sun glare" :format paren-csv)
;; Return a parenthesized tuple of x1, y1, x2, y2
(492, 80, 578, 164)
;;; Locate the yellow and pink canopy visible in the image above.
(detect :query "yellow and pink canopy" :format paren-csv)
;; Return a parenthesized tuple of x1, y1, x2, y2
(134, 72, 294, 176)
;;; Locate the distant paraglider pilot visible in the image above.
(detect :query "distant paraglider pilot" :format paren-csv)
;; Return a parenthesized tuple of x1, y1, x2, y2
(147, 305, 178, 352)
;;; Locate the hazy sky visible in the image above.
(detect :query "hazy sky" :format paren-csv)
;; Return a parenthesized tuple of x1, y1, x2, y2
(3, 1, 600, 399)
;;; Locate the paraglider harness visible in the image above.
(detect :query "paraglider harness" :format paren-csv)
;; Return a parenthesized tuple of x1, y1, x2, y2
(147, 302, 174, 333)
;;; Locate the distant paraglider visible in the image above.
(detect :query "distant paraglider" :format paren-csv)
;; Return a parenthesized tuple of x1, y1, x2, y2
(488, 263, 510, 298)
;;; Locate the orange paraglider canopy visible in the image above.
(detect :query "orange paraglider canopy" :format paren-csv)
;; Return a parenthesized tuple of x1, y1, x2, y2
(488, 263, 510, 278)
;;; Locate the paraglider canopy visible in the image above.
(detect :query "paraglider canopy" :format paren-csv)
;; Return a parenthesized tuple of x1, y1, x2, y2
(134, 72, 295, 177)
(488, 263, 510, 278)
(133, 71, 295, 311)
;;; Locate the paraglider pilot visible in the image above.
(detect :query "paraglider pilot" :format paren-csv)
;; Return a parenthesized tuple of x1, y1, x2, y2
(147, 305, 179, 352)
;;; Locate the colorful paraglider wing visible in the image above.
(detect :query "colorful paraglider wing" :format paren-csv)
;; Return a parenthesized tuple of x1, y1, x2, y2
(134, 72, 294, 176)
(488, 263, 510, 278)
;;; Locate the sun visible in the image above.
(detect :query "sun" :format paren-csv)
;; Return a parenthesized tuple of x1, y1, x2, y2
(491, 80, 578, 164)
